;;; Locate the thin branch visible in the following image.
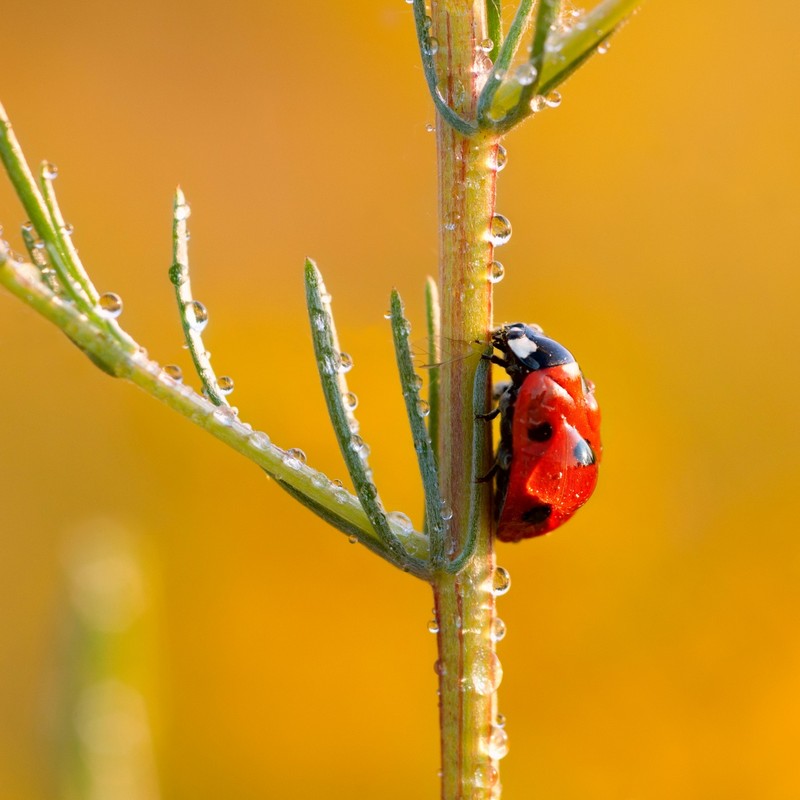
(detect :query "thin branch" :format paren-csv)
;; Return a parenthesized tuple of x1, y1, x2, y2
(0, 244, 432, 571)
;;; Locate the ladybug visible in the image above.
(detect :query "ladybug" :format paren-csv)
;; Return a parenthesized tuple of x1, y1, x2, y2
(483, 323, 601, 542)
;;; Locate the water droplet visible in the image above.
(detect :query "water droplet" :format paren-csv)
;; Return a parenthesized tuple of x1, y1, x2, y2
(411, 373, 424, 390)
(514, 63, 538, 86)
(383, 310, 392, 320)
(440, 501, 454, 521)
(32, 238, 45, 250)
(416, 399, 430, 417)
(427, 619, 440, 634)
(163, 364, 183, 382)
(424, 37, 439, 56)
(338, 352, 354, 373)
(283, 448, 307, 469)
(493, 68, 506, 81)
(21, 221, 34, 233)
(530, 95, 547, 113)
(492, 145, 507, 172)
(174, 202, 192, 221)
(495, 712, 507, 728)
(488, 261, 505, 284)
(97, 292, 123, 319)
(425, 122, 436, 133)
(544, 90, 562, 108)
(218, 375, 234, 395)
(186, 300, 208, 332)
(472, 647, 503, 695)
(433, 659, 446, 676)
(42, 161, 58, 180)
(343, 391, 358, 410)
(479, 38, 494, 52)
(212, 406, 236, 427)
(486, 726, 510, 759)
(473, 765, 499, 789)
(62, 223, 74, 236)
(597, 40, 611, 55)
(388, 511, 413, 532)
(247, 431, 270, 451)
(423, 15, 433, 30)
(492, 566, 511, 596)
(348, 534, 358, 544)
(491, 618, 507, 642)
(334, 485, 350, 504)
(488, 214, 512, 246)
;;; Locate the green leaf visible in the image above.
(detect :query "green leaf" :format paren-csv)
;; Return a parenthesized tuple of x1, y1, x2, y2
(485, 0, 503, 63)
(443, 347, 492, 573)
(411, 0, 478, 136)
(424, 276, 441, 470)
(169, 187, 231, 408)
(305, 260, 429, 575)
(477, 0, 534, 125)
(538, 0, 641, 93)
(389, 289, 447, 569)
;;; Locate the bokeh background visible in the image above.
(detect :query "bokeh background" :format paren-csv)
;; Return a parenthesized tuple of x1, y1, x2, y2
(1, 1, 799, 798)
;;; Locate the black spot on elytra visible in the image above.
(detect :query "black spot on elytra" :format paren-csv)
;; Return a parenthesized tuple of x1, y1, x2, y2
(521, 504, 552, 524)
(573, 438, 596, 466)
(527, 422, 553, 442)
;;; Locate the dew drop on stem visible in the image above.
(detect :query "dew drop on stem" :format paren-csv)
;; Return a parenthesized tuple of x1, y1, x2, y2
(488, 214, 512, 246)
(486, 725, 510, 759)
(488, 261, 505, 284)
(492, 566, 511, 596)
(218, 375, 234, 395)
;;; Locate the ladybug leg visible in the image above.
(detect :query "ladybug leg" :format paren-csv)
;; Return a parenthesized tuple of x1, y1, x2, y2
(476, 406, 500, 421)
(475, 461, 499, 484)
(492, 380, 510, 401)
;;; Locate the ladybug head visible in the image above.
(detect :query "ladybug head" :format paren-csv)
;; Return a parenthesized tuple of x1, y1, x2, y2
(493, 323, 575, 373)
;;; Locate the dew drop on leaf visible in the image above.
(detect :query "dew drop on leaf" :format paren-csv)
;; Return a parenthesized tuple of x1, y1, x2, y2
(163, 364, 183, 382)
(186, 300, 208, 332)
(97, 292, 123, 319)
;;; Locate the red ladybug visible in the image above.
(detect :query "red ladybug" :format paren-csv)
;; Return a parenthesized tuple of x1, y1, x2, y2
(485, 323, 601, 542)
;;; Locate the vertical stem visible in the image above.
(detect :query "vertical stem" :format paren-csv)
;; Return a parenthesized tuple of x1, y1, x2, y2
(429, 1, 503, 797)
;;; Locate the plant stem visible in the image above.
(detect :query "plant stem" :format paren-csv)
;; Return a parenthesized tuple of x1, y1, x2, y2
(429, 1, 502, 796)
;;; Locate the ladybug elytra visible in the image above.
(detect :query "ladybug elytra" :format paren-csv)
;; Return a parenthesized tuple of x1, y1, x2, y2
(485, 323, 601, 542)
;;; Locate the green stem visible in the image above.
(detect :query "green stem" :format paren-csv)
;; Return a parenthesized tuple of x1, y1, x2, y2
(430, 1, 501, 796)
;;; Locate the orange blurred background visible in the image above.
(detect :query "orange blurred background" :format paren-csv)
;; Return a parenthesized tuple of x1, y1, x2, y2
(2, 1, 799, 798)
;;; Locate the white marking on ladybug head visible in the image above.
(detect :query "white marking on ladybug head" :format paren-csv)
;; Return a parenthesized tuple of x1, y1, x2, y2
(508, 336, 538, 361)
